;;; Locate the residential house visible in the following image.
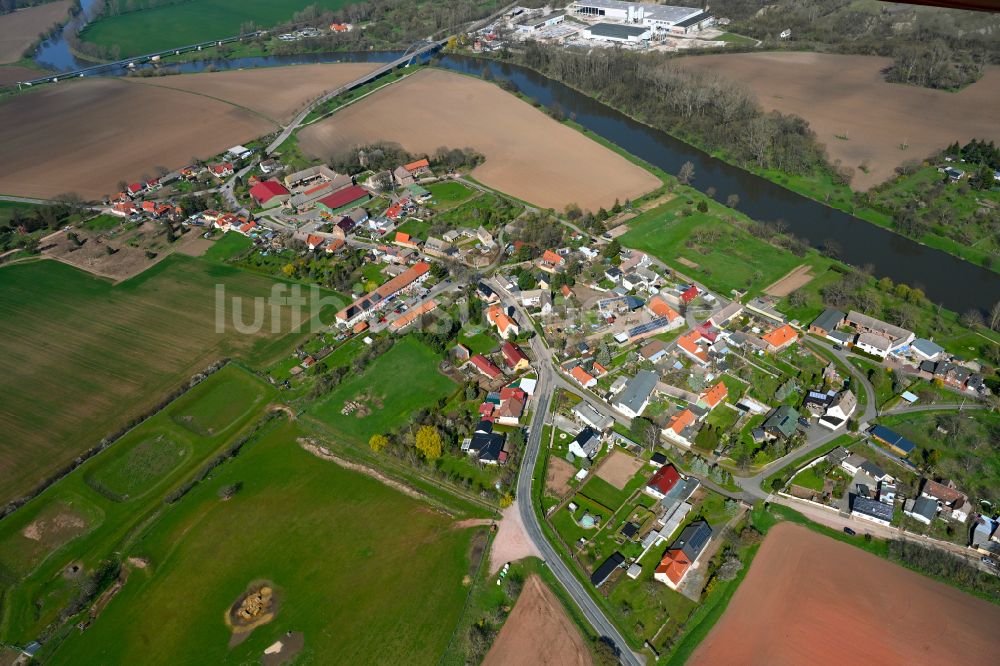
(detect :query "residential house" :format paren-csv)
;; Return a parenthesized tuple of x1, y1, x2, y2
(476, 227, 495, 248)
(477, 282, 500, 304)
(394, 231, 420, 249)
(680, 285, 700, 304)
(845, 311, 914, 354)
(971, 515, 1000, 555)
(904, 497, 937, 525)
(645, 464, 682, 500)
(868, 425, 916, 457)
(388, 299, 437, 332)
(640, 339, 669, 363)
(860, 461, 893, 483)
(590, 552, 625, 588)
(613, 371, 658, 418)
(841, 453, 868, 476)
(746, 297, 786, 324)
(572, 402, 614, 432)
(818, 390, 856, 430)
(851, 496, 894, 526)
(462, 420, 507, 464)
(538, 249, 565, 273)
(662, 409, 698, 448)
(697, 381, 728, 411)
(325, 238, 346, 254)
(406, 183, 432, 202)
(520, 289, 553, 315)
(654, 520, 713, 590)
(486, 305, 520, 340)
(305, 234, 326, 251)
(762, 406, 799, 440)
(910, 338, 945, 362)
(855, 332, 893, 358)
(335, 262, 430, 325)
(570, 365, 597, 389)
(762, 324, 798, 353)
(568, 427, 603, 460)
(209, 162, 234, 179)
(424, 236, 456, 259)
(495, 387, 526, 426)
(920, 479, 971, 522)
(501, 341, 530, 371)
(677, 330, 710, 366)
(709, 301, 744, 328)
(809, 309, 845, 338)
(469, 354, 503, 380)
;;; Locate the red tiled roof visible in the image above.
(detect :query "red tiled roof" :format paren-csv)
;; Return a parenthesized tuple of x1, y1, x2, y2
(470, 354, 502, 379)
(336, 262, 430, 322)
(681, 285, 700, 303)
(542, 249, 564, 265)
(318, 185, 369, 211)
(647, 464, 681, 495)
(389, 299, 437, 331)
(667, 409, 696, 436)
(250, 179, 290, 204)
(678, 330, 708, 362)
(403, 158, 430, 172)
(561, 284, 573, 298)
(499, 386, 527, 403)
(655, 548, 691, 585)
(501, 341, 529, 368)
(127, 182, 143, 193)
(306, 234, 324, 248)
(570, 366, 595, 386)
(648, 296, 680, 321)
(700, 381, 728, 409)
(394, 231, 411, 243)
(762, 324, 797, 349)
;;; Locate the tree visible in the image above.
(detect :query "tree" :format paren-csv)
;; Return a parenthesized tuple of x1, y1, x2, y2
(603, 238, 621, 258)
(499, 491, 514, 508)
(282, 263, 296, 278)
(596, 342, 612, 367)
(726, 193, 740, 209)
(369, 433, 389, 453)
(989, 301, 1000, 331)
(678, 161, 695, 185)
(960, 309, 984, 328)
(415, 425, 442, 460)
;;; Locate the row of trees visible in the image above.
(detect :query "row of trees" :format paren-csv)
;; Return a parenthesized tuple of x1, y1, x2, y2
(884, 40, 983, 90)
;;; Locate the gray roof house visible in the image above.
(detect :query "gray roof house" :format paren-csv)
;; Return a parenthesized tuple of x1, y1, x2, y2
(851, 495, 894, 526)
(671, 519, 713, 561)
(612, 370, 658, 418)
(572, 402, 614, 431)
(809, 308, 845, 336)
(904, 496, 938, 525)
(568, 427, 602, 460)
(911, 338, 945, 360)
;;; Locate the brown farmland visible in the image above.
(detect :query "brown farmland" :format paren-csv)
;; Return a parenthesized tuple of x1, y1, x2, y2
(0, 65, 44, 86)
(132, 62, 380, 123)
(679, 52, 1000, 190)
(0, 1, 72, 63)
(483, 575, 592, 666)
(691, 522, 1000, 665)
(298, 68, 660, 210)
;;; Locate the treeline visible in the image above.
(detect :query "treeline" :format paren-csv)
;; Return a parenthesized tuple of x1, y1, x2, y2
(948, 139, 1000, 171)
(888, 539, 1000, 601)
(516, 44, 836, 181)
(702, 0, 997, 89)
(0, 0, 67, 13)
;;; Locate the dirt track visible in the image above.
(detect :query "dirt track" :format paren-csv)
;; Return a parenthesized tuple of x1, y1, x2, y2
(298, 68, 661, 210)
(0, 78, 273, 199)
(483, 574, 592, 666)
(679, 52, 1000, 190)
(0, 1, 72, 63)
(130, 62, 380, 124)
(763, 264, 813, 297)
(690, 522, 1000, 665)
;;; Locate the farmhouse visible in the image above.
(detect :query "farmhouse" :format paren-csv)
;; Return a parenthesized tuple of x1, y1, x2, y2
(809, 308, 845, 338)
(335, 261, 430, 325)
(568, 427, 602, 459)
(845, 311, 914, 355)
(249, 180, 291, 208)
(613, 370, 658, 418)
(573, 402, 614, 431)
(654, 520, 712, 590)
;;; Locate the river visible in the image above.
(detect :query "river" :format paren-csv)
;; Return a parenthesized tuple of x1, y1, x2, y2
(29, 28, 999, 313)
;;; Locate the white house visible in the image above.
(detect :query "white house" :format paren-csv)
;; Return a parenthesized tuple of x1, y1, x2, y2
(818, 390, 857, 430)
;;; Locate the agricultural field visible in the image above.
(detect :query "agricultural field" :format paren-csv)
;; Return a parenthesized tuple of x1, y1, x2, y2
(0, 1, 72, 64)
(298, 68, 660, 211)
(620, 197, 829, 297)
(42, 417, 483, 665)
(877, 410, 1000, 504)
(308, 336, 457, 443)
(80, 0, 356, 57)
(691, 522, 1000, 663)
(679, 53, 1000, 191)
(0, 366, 274, 647)
(0, 256, 329, 505)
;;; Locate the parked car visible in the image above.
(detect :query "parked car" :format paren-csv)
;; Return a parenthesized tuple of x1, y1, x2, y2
(983, 556, 998, 567)
(833, 344, 843, 351)
(843, 527, 856, 536)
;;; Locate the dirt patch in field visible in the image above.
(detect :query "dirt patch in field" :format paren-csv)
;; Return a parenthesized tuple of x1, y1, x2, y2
(0, 78, 273, 199)
(763, 263, 814, 297)
(298, 68, 660, 211)
(679, 52, 1000, 190)
(595, 450, 643, 490)
(0, 1, 72, 64)
(489, 501, 542, 575)
(691, 522, 1000, 664)
(133, 62, 380, 124)
(226, 581, 279, 646)
(676, 256, 700, 270)
(23, 511, 85, 542)
(262, 631, 304, 666)
(483, 574, 592, 666)
(546, 457, 575, 498)
(0, 65, 44, 86)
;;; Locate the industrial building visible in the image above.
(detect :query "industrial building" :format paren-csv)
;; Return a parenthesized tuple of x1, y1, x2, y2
(569, 1, 714, 35)
(583, 22, 651, 43)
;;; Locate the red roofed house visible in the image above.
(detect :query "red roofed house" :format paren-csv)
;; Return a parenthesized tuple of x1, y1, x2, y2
(126, 182, 144, 197)
(662, 409, 697, 448)
(394, 231, 419, 249)
(654, 548, 693, 589)
(335, 261, 430, 325)
(677, 330, 709, 366)
(570, 365, 597, 389)
(325, 238, 345, 254)
(495, 388, 526, 425)
(469, 354, 502, 380)
(681, 285, 700, 304)
(538, 249, 565, 273)
(306, 234, 325, 251)
(403, 158, 430, 174)
(762, 324, 798, 352)
(316, 185, 371, 215)
(209, 162, 234, 179)
(645, 464, 681, 500)
(698, 381, 728, 411)
(561, 284, 573, 299)
(250, 180, 291, 208)
(385, 202, 405, 220)
(237, 221, 257, 236)
(592, 361, 608, 377)
(478, 402, 495, 420)
(330, 22, 352, 32)
(647, 295, 682, 326)
(486, 305, 520, 340)
(111, 201, 136, 217)
(501, 341, 530, 371)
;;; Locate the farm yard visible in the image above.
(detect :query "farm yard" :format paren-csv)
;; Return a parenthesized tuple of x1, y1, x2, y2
(297, 68, 661, 211)
(678, 52, 1000, 191)
(0, 366, 275, 648)
(308, 336, 457, 444)
(691, 522, 1000, 664)
(0, 1, 72, 64)
(28, 415, 484, 665)
(0, 257, 324, 505)
(80, 0, 356, 57)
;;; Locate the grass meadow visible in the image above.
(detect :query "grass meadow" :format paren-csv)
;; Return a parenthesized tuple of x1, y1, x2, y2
(47, 418, 480, 665)
(81, 0, 357, 56)
(0, 366, 274, 647)
(0, 256, 331, 505)
(309, 336, 457, 443)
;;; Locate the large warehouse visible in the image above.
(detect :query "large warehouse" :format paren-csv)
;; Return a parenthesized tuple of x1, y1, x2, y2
(569, 1, 714, 34)
(583, 22, 652, 43)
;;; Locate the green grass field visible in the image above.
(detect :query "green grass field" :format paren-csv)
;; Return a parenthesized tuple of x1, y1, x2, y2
(0, 366, 275, 646)
(427, 181, 475, 209)
(201, 231, 252, 262)
(0, 256, 329, 505)
(46, 417, 480, 665)
(79, 214, 122, 233)
(310, 336, 457, 443)
(81, 0, 357, 57)
(789, 466, 825, 492)
(579, 476, 629, 511)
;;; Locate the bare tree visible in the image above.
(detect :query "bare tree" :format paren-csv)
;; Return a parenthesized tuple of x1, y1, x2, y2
(990, 301, 1000, 332)
(678, 161, 695, 185)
